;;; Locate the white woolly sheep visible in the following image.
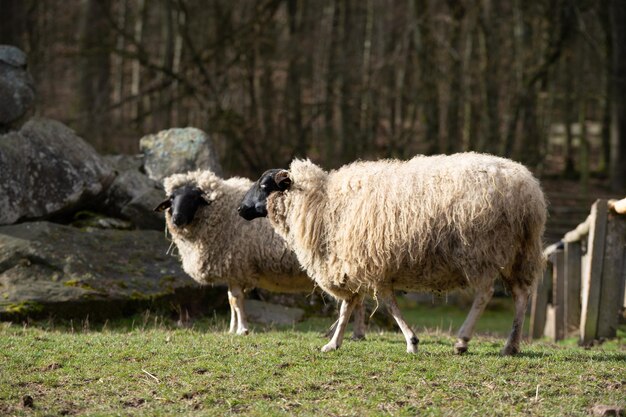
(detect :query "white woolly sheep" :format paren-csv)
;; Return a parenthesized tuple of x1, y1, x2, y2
(238, 153, 547, 355)
(155, 169, 366, 337)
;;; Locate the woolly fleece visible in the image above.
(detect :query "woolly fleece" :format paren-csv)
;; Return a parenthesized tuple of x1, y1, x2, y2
(266, 153, 547, 300)
(164, 170, 312, 293)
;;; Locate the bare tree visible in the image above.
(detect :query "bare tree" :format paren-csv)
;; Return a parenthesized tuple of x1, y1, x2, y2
(610, 0, 626, 192)
(78, 0, 113, 148)
(0, 0, 26, 47)
(413, 0, 440, 154)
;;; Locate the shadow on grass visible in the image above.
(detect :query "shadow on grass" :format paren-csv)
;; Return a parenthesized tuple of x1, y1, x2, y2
(476, 348, 626, 362)
(6, 303, 624, 364)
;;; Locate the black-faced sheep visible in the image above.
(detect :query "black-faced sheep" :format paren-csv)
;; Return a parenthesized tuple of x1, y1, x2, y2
(155, 170, 366, 337)
(238, 153, 547, 355)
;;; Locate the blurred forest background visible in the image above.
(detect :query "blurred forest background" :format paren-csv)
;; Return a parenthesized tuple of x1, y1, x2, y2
(1, 0, 625, 192)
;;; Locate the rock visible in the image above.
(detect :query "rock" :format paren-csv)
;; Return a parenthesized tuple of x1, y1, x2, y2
(104, 169, 166, 230)
(140, 127, 223, 182)
(243, 299, 305, 326)
(592, 405, 625, 417)
(70, 212, 133, 230)
(104, 154, 165, 230)
(0, 45, 28, 67)
(103, 154, 144, 173)
(0, 221, 225, 320)
(0, 45, 35, 131)
(102, 153, 166, 230)
(0, 118, 114, 225)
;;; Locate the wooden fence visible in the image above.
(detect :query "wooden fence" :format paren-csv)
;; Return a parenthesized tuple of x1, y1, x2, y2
(529, 198, 626, 344)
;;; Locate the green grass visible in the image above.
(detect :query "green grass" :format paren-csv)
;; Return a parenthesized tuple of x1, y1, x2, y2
(1, 303, 624, 416)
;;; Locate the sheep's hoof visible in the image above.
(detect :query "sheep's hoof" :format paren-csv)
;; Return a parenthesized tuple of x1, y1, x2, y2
(500, 345, 519, 356)
(236, 328, 250, 336)
(321, 343, 339, 352)
(406, 344, 418, 354)
(406, 337, 419, 354)
(453, 342, 468, 355)
(351, 334, 366, 341)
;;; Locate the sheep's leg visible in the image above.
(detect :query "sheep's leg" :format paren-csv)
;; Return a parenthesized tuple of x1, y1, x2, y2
(351, 298, 366, 340)
(321, 295, 359, 352)
(383, 292, 419, 354)
(228, 285, 249, 335)
(501, 284, 530, 356)
(323, 298, 366, 340)
(454, 283, 495, 354)
(227, 293, 237, 334)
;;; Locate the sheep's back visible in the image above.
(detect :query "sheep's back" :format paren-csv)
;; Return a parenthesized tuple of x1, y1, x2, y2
(322, 153, 546, 293)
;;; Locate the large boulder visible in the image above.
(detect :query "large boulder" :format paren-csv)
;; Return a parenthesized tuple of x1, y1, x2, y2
(0, 45, 35, 131)
(243, 299, 305, 326)
(104, 154, 143, 173)
(0, 221, 225, 320)
(103, 154, 165, 230)
(0, 118, 114, 225)
(140, 127, 223, 182)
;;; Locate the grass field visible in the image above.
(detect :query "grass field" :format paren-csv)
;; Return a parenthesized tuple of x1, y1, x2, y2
(1, 301, 624, 416)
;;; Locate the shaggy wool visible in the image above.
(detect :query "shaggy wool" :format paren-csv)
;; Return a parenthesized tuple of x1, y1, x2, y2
(266, 153, 547, 300)
(164, 170, 312, 293)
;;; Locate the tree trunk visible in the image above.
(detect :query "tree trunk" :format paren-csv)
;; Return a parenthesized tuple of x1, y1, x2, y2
(339, 0, 357, 162)
(463, 16, 479, 152)
(287, 0, 305, 158)
(578, 100, 590, 194)
(478, 0, 500, 155)
(0, 0, 26, 48)
(324, 0, 339, 165)
(446, 0, 465, 154)
(609, 0, 626, 193)
(414, 0, 440, 154)
(599, 0, 612, 176)
(391, 4, 412, 158)
(78, 0, 112, 150)
(112, 0, 128, 125)
(157, 0, 175, 130)
(131, 0, 147, 124)
(359, 0, 374, 153)
(172, 5, 184, 127)
(563, 51, 577, 178)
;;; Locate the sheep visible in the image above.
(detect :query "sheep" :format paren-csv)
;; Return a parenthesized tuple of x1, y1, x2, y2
(155, 169, 367, 337)
(238, 153, 547, 355)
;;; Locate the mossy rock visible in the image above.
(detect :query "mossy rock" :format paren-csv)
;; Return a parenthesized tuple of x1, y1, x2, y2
(0, 221, 225, 320)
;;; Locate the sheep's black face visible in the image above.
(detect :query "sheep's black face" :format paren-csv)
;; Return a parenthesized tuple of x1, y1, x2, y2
(154, 185, 209, 227)
(238, 169, 291, 221)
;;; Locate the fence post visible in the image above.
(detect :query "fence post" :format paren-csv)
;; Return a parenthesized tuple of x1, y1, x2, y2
(596, 211, 626, 338)
(564, 241, 581, 335)
(579, 200, 608, 344)
(552, 250, 566, 340)
(530, 262, 552, 339)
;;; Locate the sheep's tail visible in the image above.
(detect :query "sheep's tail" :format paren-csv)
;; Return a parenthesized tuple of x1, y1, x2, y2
(505, 214, 546, 291)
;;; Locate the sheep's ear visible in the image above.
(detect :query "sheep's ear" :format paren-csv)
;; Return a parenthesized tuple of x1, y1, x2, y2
(154, 199, 171, 212)
(274, 170, 292, 190)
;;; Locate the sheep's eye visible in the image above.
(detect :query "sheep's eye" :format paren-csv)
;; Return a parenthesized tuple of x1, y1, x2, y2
(260, 184, 267, 190)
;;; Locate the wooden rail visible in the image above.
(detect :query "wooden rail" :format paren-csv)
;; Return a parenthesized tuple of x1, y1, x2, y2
(530, 198, 626, 344)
